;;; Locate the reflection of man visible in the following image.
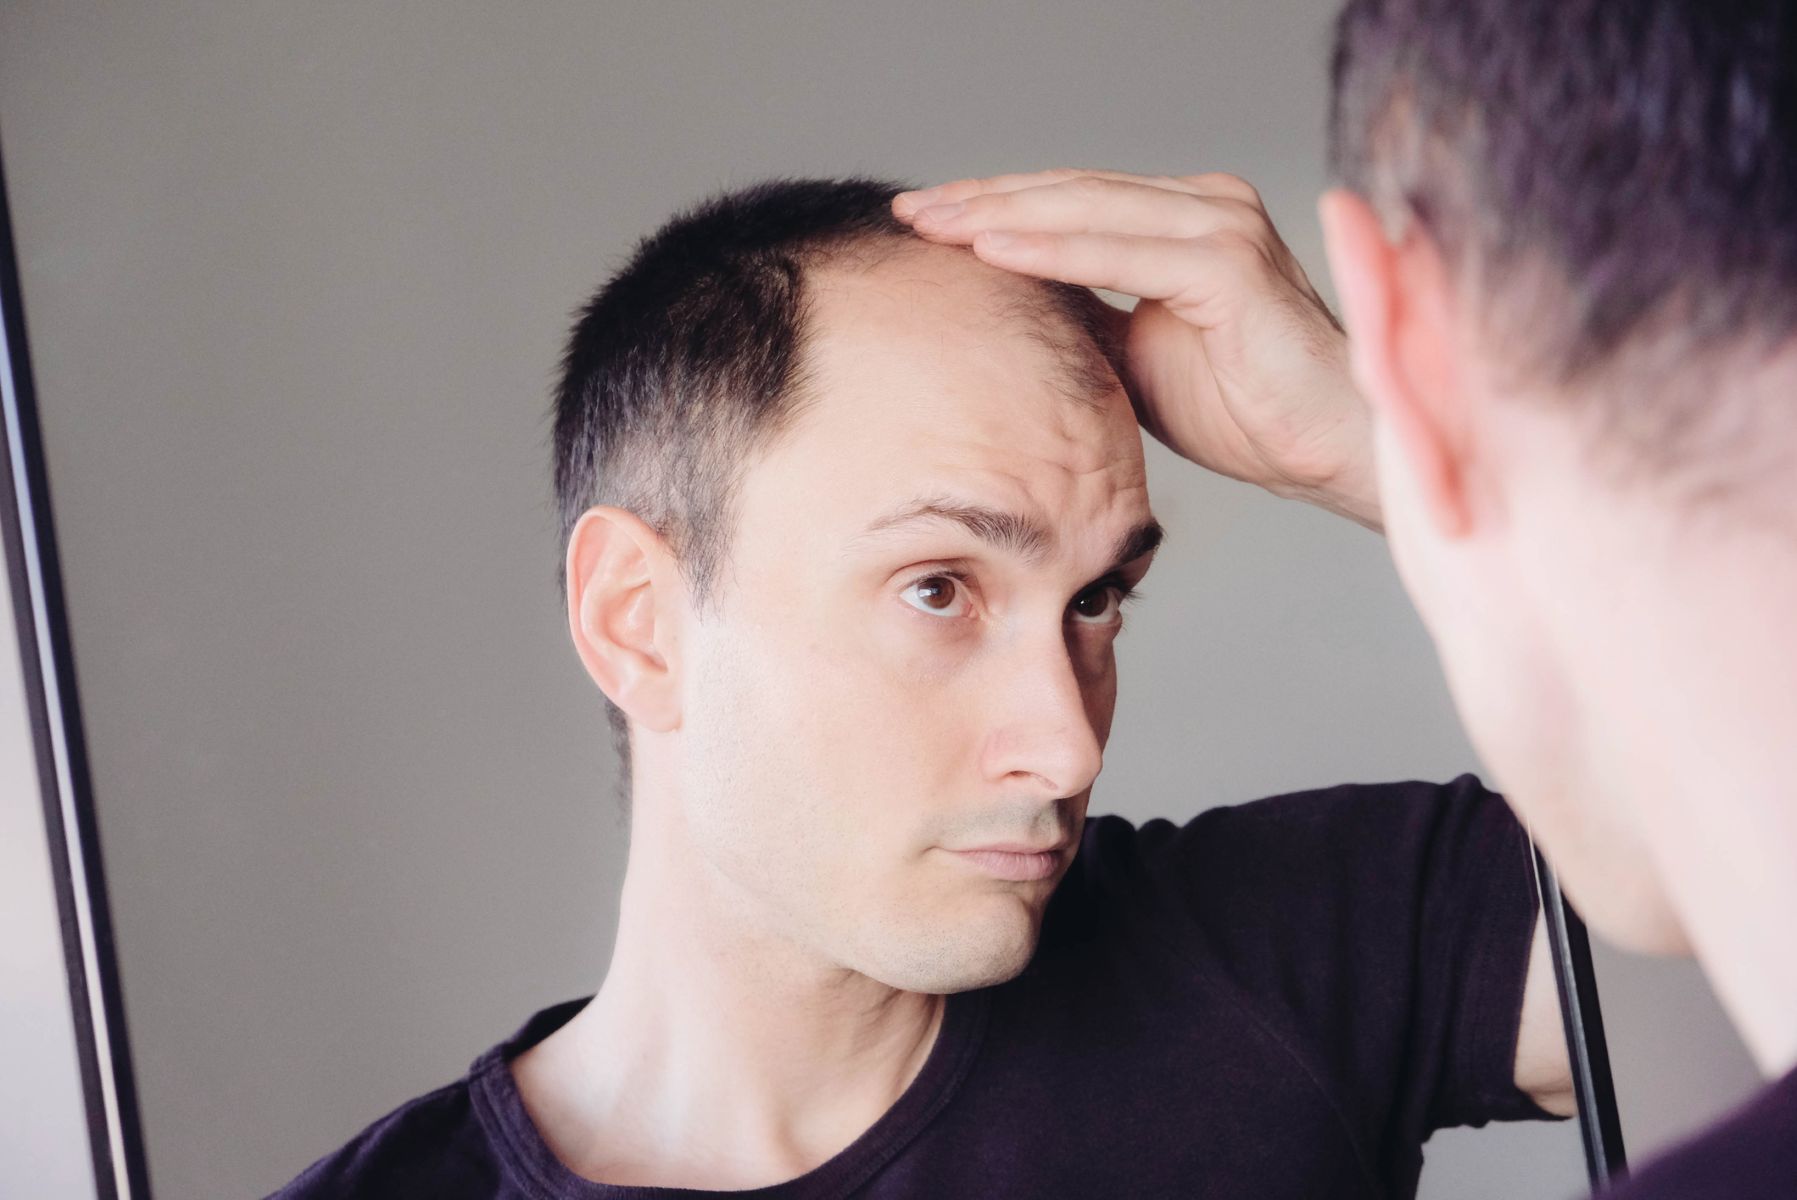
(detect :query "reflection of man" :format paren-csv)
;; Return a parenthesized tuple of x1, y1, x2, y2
(894, 0, 1797, 1196)
(271, 178, 1571, 1200)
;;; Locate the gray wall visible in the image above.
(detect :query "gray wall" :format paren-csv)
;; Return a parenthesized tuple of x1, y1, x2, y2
(0, 3, 1759, 1199)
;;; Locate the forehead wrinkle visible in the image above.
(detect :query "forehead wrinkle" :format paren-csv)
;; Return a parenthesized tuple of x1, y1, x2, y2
(853, 495, 1056, 565)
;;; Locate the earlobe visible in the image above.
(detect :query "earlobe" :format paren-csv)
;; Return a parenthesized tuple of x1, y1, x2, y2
(564, 507, 682, 733)
(1318, 188, 1472, 539)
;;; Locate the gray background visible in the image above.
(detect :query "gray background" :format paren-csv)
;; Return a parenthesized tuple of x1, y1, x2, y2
(0, 3, 1761, 1198)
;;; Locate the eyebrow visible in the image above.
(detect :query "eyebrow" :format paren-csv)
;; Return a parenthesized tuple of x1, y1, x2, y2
(1108, 519, 1165, 574)
(855, 495, 1165, 576)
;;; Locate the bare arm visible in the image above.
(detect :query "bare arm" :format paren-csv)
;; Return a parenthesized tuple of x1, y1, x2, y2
(1515, 910, 1578, 1116)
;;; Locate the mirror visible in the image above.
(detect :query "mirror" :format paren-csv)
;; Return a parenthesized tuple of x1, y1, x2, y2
(0, 4, 1761, 1199)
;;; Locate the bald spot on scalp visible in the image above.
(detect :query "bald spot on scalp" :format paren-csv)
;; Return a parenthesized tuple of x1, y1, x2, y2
(797, 236, 1126, 416)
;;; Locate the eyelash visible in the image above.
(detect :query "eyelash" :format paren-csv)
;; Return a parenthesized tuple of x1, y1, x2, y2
(900, 568, 1143, 623)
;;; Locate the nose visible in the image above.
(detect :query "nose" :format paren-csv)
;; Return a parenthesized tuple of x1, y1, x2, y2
(979, 636, 1106, 800)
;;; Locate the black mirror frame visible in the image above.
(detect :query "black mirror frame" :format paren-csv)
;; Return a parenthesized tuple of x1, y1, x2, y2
(1, 131, 153, 1200)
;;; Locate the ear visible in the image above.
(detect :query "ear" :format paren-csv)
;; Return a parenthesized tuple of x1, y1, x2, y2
(1318, 188, 1472, 539)
(564, 506, 682, 734)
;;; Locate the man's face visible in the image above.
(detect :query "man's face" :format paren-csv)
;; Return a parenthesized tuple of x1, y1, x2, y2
(1369, 378, 1689, 954)
(670, 244, 1158, 992)
(1320, 185, 1691, 955)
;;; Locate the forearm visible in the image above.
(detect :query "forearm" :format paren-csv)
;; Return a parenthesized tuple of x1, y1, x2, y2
(1514, 910, 1578, 1116)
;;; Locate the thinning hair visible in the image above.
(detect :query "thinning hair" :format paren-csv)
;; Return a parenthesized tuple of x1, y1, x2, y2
(550, 177, 1123, 774)
(1329, 0, 1797, 495)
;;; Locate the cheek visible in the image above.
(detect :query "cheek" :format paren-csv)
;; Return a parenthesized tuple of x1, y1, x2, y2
(1377, 425, 1539, 768)
(679, 605, 977, 841)
(674, 627, 867, 929)
(1423, 559, 1550, 768)
(1420, 551, 1588, 854)
(1375, 425, 1441, 621)
(1072, 634, 1120, 747)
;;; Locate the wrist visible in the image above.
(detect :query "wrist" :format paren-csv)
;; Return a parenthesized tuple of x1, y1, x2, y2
(1267, 446, 1384, 533)
(1269, 377, 1384, 531)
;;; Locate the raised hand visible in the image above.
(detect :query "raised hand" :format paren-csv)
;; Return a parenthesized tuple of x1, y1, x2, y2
(894, 170, 1381, 530)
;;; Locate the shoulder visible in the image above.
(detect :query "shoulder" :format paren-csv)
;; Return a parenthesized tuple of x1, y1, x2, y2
(264, 999, 590, 1200)
(1058, 772, 1525, 982)
(264, 1076, 502, 1200)
(1078, 773, 1513, 904)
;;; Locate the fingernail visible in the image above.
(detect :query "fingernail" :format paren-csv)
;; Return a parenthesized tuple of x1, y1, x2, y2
(913, 201, 965, 224)
(979, 231, 1017, 252)
(894, 187, 943, 216)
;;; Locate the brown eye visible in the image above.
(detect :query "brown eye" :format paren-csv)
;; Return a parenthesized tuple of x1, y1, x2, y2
(1070, 586, 1122, 625)
(917, 577, 956, 608)
(902, 574, 970, 618)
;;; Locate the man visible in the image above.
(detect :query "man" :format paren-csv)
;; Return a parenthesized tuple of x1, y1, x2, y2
(270, 177, 1572, 1200)
(893, 0, 1797, 1195)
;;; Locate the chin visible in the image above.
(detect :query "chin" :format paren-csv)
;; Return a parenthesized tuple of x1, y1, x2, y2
(862, 901, 1043, 993)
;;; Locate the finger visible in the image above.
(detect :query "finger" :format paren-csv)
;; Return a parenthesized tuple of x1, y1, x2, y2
(977, 231, 1286, 330)
(969, 230, 1195, 301)
(1172, 172, 1264, 207)
(895, 169, 1265, 220)
(907, 176, 1256, 244)
(893, 168, 1208, 219)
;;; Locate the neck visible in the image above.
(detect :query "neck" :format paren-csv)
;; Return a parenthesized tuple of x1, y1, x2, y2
(514, 762, 944, 1190)
(1591, 499, 1797, 1080)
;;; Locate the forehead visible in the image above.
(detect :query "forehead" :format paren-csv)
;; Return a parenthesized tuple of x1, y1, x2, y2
(810, 240, 1117, 412)
(738, 243, 1147, 551)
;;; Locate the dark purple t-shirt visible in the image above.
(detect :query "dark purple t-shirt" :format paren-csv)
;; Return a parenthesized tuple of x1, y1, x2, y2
(1599, 1067, 1797, 1199)
(268, 775, 1564, 1199)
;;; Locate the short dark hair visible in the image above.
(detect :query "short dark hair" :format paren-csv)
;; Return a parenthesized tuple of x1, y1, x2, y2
(551, 177, 1122, 774)
(1328, 0, 1797, 486)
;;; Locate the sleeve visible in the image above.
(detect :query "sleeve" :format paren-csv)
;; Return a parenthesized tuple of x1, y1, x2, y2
(1130, 773, 1568, 1183)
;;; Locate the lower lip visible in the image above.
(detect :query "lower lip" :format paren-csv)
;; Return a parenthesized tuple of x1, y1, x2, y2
(950, 848, 1062, 882)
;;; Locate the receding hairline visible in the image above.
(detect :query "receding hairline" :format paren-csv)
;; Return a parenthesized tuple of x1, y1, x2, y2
(799, 234, 1126, 412)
